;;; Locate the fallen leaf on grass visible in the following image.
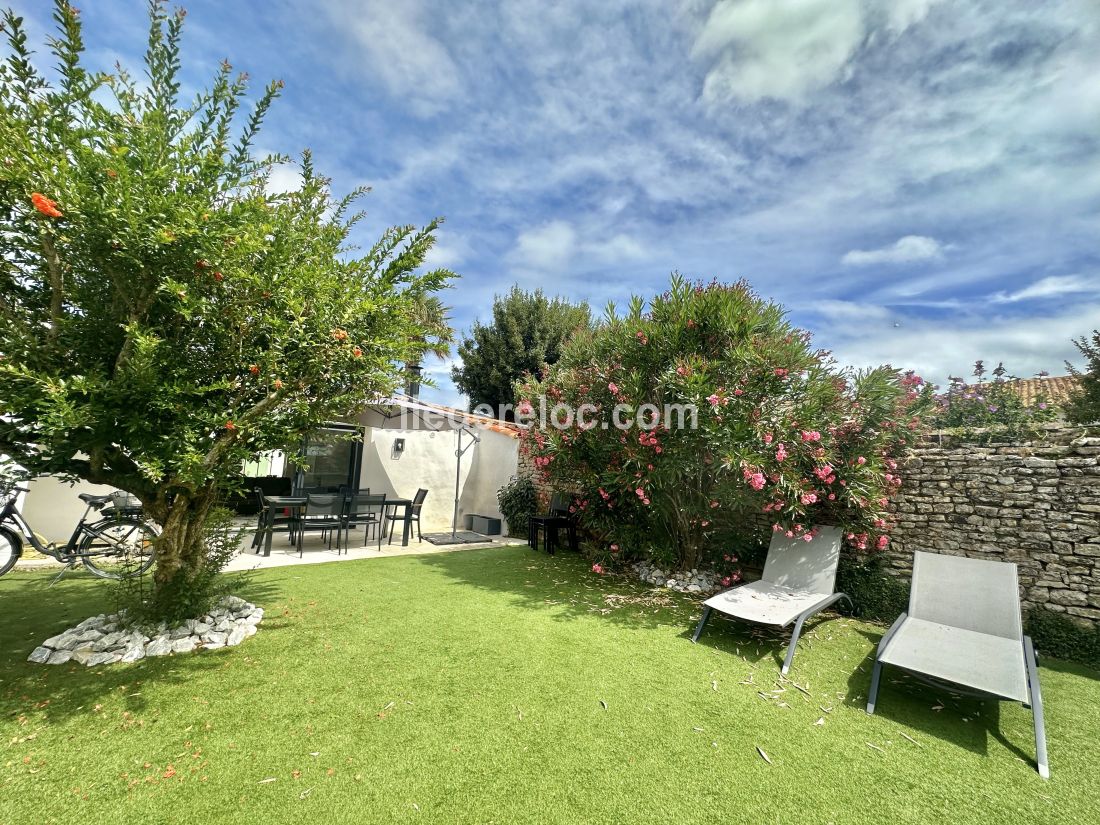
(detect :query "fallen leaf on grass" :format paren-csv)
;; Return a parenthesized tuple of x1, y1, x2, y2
(756, 746, 772, 765)
(711, 681, 719, 692)
(258, 777, 277, 784)
(813, 718, 825, 726)
(900, 732, 920, 746)
(866, 742, 886, 754)
(299, 787, 312, 800)
(599, 700, 608, 710)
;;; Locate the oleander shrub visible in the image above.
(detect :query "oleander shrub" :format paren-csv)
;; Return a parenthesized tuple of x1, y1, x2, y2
(518, 276, 934, 571)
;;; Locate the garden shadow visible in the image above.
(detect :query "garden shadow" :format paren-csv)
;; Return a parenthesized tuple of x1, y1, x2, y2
(0, 568, 282, 726)
(414, 545, 845, 669)
(842, 626, 1033, 765)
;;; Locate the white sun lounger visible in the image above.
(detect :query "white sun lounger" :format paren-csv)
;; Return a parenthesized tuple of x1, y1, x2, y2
(691, 526, 850, 674)
(866, 551, 1049, 778)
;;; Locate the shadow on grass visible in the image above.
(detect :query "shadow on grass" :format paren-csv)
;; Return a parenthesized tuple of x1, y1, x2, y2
(0, 567, 282, 726)
(414, 544, 853, 670)
(841, 626, 1041, 765)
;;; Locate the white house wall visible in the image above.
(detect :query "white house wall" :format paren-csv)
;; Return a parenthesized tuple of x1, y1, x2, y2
(20, 476, 118, 543)
(357, 418, 519, 534)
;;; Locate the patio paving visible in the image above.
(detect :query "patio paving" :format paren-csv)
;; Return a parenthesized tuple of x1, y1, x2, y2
(12, 521, 527, 573)
(225, 524, 526, 571)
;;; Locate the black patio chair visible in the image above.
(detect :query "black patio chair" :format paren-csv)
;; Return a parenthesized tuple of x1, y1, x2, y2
(528, 492, 577, 555)
(388, 488, 428, 544)
(295, 493, 346, 556)
(251, 486, 298, 551)
(345, 491, 388, 551)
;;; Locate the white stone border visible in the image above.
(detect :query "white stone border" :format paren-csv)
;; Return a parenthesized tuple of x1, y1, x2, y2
(27, 595, 263, 666)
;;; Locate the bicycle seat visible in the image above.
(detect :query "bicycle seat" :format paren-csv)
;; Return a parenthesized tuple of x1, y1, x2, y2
(78, 493, 112, 506)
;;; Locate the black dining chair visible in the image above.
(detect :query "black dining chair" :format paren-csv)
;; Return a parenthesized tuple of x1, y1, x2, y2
(296, 493, 346, 556)
(344, 491, 388, 551)
(388, 488, 428, 544)
(528, 492, 577, 555)
(251, 486, 299, 552)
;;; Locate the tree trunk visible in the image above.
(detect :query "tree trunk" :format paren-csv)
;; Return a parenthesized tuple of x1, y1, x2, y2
(151, 487, 216, 605)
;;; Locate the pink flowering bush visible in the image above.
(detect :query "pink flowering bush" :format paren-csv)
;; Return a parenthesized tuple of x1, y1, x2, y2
(518, 277, 934, 570)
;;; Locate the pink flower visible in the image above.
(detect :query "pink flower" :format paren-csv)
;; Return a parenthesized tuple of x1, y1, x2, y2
(608, 382, 619, 394)
(774, 368, 789, 378)
(610, 544, 619, 553)
(710, 500, 719, 508)
(720, 576, 732, 587)
(733, 388, 743, 396)
(763, 433, 774, 445)
(800, 430, 821, 442)
(856, 456, 866, 465)
(516, 400, 533, 415)
(676, 365, 688, 377)
(635, 487, 646, 497)
(635, 331, 648, 344)
(876, 535, 889, 550)
(775, 444, 788, 462)
(592, 563, 604, 574)
(802, 533, 814, 542)
(800, 493, 817, 505)
(827, 493, 836, 501)
(707, 394, 721, 407)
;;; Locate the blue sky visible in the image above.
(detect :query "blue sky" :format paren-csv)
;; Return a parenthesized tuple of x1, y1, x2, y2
(12, 0, 1100, 408)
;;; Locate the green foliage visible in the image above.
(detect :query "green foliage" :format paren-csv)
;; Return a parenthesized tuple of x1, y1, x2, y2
(932, 360, 1060, 437)
(452, 286, 590, 417)
(0, 3, 452, 609)
(1026, 608, 1100, 669)
(497, 475, 538, 536)
(114, 506, 246, 626)
(1065, 330, 1100, 424)
(520, 276, 935, 569)
(835, 554, 910, 622)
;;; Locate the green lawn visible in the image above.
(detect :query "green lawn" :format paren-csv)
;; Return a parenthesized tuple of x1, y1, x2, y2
(1, 547, 1097, 825)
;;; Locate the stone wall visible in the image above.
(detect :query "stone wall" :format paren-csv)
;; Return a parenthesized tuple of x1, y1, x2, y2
(889, 426, 1100, 627)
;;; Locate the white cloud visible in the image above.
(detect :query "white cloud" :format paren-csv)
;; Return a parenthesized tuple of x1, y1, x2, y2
(817, 301, 1098, 387)
(317, 0, 462, 116)
(693, 0, 866, 104)
(508, 220, 648, 274)
(992, 274, 1100, 303)
(511, 220, 577, 271)
(841, 235, 945, 266)
(264, 163, 303, 195)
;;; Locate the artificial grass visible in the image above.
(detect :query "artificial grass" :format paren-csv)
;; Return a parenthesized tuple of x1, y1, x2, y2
(1, 546, 1097, 825)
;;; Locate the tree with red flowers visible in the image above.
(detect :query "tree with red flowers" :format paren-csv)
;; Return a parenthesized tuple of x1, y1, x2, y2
(0, 3, 452, 610)
(518, 277, 933, 570)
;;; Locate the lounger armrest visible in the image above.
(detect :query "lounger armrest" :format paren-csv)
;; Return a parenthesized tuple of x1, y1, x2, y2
(875, 612, 908, 659)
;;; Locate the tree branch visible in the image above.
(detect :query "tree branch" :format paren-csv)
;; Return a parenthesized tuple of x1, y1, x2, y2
(40, 229, 64, 343)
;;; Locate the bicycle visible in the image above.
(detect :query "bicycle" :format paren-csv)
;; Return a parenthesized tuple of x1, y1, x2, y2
(0, 487, 159, 580)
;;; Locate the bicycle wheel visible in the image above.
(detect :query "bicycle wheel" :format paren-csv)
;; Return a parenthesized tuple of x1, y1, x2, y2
(79, 517, 158, 579)
(0, 527, 22, 577)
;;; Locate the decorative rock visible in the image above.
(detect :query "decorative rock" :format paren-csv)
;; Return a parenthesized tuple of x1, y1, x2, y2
(47, 649, 73, 665)
(226, 626, 246, 647)
(201, 630, 228, 646)
(86, 652, 121, 667)
(145, 637, 174, 657)
(27, 646, 52, 664)
(120, 644, 145, 663)
(171, 637, 197, 654)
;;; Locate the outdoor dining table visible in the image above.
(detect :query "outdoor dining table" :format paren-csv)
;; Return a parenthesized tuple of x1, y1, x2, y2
(384, 497, 414, 547)
(260, 495, 307, 556)
(259, 495, 417, 555)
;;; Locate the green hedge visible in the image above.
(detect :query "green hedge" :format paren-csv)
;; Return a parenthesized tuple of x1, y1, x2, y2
(835, 554, 910, 624)
(1025, 608, 1100, 670)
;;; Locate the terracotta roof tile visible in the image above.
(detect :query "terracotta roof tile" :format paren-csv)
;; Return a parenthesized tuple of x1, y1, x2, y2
(1001, 375, 1080, 407)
